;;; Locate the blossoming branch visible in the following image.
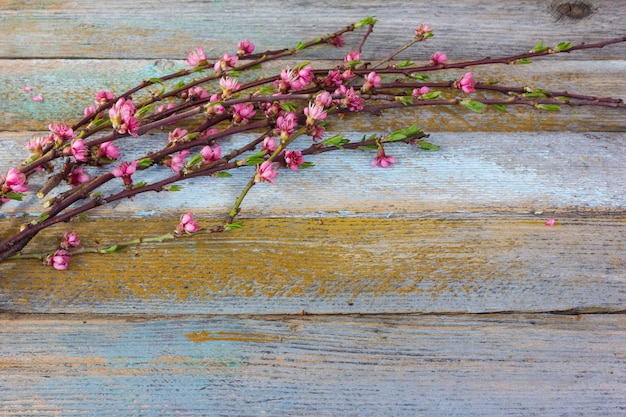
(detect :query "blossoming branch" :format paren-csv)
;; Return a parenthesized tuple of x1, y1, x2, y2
(1, 17, 624, 269)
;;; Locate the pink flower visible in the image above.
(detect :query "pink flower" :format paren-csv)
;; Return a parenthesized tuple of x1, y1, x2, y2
(67, 167, 90, 186)
(186, 47, 206, 67)
(256, 161, 279, 184)
(414, 23, 432, 41)
(32, 95, 43, 102)
(95, 90, 115, 105)
(329, 35, 345, 48)
(430, 51, 447, 66)
(294, 65, 314, 90)
(49, 122, 76, 143)
(237, 40, 255, 56)
(275, 111, 298, 139)
(335, 85, 364, 112)
(64, 138, 89, 162)
(275, 66, 314, 92)
(2, 167, 29, 193)
(283, 149, 304, 170)
(362, 71, 381, 92)
(321, 69, 344, 88)
(262, 137, 277, 153)
(232, 103, 256, 125)
(26, 136, 46, 156)
(183, 86, 210, 100)
(214, 52, 238, 74)
(545, 218, 556, 227)
(372, 147, 397, 168)
(344, 50, 361, 63)
(314, 91, 333, 108)
(112, 161, 138, 188)
(412, 86, 431, 98)
(309, 125, 325, 142)
(456, 72, 476, 94)
(168, 128, 188, 144)
(97, 141, 120, 161)
(61, 231, 81, 249)
(201, 144, 222, 163)
(157, 103, 177, 113)
(177, 212, 200, 234)
(83, 105, 96, 117)
(219, 76, 241, 98)
(167, 150, 190, 173)
(304, 102, 327, 126)
(109, 98, 140, 136)
(47, 249, 71, 270)
(24, 86, 32, 92)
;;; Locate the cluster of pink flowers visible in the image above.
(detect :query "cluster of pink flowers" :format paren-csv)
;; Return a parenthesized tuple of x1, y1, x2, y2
(275, 65, 315, 92)
(275, 111, 298, 140)
(47, 249, 71, 270)
(412, 86, 431, 98)
(108, 98, 140, 136)
(95, 141, 120, 163)
(414, 23, 432, 41)
(177, 212, 200, 234)
(84, 90, 115, 117)
(67, 167, 90, 186)
(334, 85, 365, 112)
(1, 167, 29, 195)
(262, 137, 277, 153)
(183, 86, 210, 100)
(49, 122, 76, 144)
(344, 50, 361, 63)
(304, 102, 327, 126)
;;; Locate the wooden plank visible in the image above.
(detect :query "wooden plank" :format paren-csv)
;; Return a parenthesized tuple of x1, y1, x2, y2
(1, 0, 625, 60)
(1, 313, 624, 416)
(2, 58, 625, 132)
(1, 216, 624, 314)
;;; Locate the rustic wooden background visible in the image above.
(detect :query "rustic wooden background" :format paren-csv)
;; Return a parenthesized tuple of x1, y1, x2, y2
(1, 0, 625, 415)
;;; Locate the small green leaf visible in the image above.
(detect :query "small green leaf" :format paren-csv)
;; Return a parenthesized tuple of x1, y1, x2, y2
(225, 221, 244, 231)
(244, 150, 268, 165)
(175, 80, 186, 89)
(147, 77, 163, 84)
(535, 103, 561, 112)
(137, 158, 153, 168)
(294, 61, 311, 71)
(516, 58, 532, 64)
(523, 88, 548, 99)
(100, 245, 119, 254)
(257, 86, 275, 95)
(295, 41, 306, 51)
(165, 185, 183, 191)
(299, 162, 315, 169)
(323, 134, 350, 149)
(4, 191, 24, 201)
(532, 40, 549, 53)
(215, 171, 233, 178)
(421, 91, 441, 100)
(136, 104, 154, 117)
(555, 42, 572, 52)
(229, 70, 242, 78)
(133, 181, 147, 189)
(411, 74, 430, 81)
(418, 141, 440, 151)
(460, 100, 487, 114)
(491, 103, 508, 113)
(385, 124, 422, 142)
(397, 60, 414, 68)
(398, 96, 414, 106)
(279, 102, 297, 112)
(355, 16, 377, 28)
(186, 153, 203, 167)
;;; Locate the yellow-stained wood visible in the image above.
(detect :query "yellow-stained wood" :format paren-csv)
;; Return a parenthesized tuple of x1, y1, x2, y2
(1, 216, 624, 314)
(1, 313, 624, 416)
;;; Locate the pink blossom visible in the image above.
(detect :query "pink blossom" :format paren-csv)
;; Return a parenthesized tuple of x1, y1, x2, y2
(186, 47, 207, 67)
(108, 98, 140, 136)
(237, 40, 255, 56)
(201, 144, 222, 163)
(314, 91, 333, 108)
(64, 138, 89, 162)
(294, 65, 314, 90)
(157, 103, 177, 113)
(112, 160, 138, 188)
(2, 167, 29, 193)
(83, 105, 96, 117)
(214, 52, 238, 74)
(184, 86, 210, 100)
(61, 231, 81, 249)
(309, 125, 325, 142)
(32, 95, 43, 102)
(168, 128, 189, 144)
(414, 23, 432, 40)
(545, 218, 556, 227)
(232, 103, 256, 125)
(256, 161, 279, 184)
(49, 122, 76, 143)
(67, 167, 90, 186)
(335, 85, 364, 112)
(24, 86, 32, 92)
(275, 66, 314, 92)
(304, 102, 327, 126)
(283, 149, 304, 170)
(95, 90, 115, 105)
(329, 35, 345, 48)
(344, 50, 361, 63)
(219, 76, 241, 98)
(275, 111, 298, 139)
(456, 72, 476, 94)
(321, 69, 344, 88)
(47, 249, 71, 270)
(412, 86, 431, 98)
(362, 71, 382, 92)
(167, 150, 190, 173)
(262, 137, 277, 153)
(26, 136, 47, 156)
(177, 212, 200, 234)
(430, 51, 447, 66)
(372, 147, 397, 168)
(97, 141, 120, 161)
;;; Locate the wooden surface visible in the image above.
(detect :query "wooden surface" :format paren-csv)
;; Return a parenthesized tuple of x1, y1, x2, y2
(1, 1, 625, 415)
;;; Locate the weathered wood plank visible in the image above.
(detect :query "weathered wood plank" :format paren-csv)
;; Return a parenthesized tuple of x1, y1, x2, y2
(1, 0, 624, 60)
(2, 59, 625, 132)
(1, 216, 624, 314)
(1, 313, 624, 416)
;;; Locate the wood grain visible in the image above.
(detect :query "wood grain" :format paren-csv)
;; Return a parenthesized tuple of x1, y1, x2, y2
(1, 313, 624, 416)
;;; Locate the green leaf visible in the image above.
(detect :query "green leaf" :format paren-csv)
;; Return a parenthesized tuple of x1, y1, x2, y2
(100, 245, 119, 254)
(516, 58, 532, 64)
(535, 103, 561, 112)
(294, 61, 311, 71)
(422, 91, 441, 100)
(186, 153, 203, 167)
(225, 221, 244, 231)
(164, 185, 183, 191)
(532, 40, 549, 53)
(299, 162, 315, 169)
(279, 102, 297, 112)
(229, 70, 242, 78)
(244, 150, 268, 165)
(355, 16, 377, 28)
(385, 124, 423, 142)
(257, 85, 275, 95)
(460, 100, 487, 114)
(137, 158, 153, 168)
(215, 171, 233, 178)
(175, 80, 186, 89)
(555, 42, 572, 52)
(358, 145, 378, 151)
(136, 104, 154, 117)
(133, 181, 147, 189)
(411, 74, 430, 81)
(323, 134, 350, 149)
(147, 77, 163, 85)
(4, 191, 24, 201)
(418, 141, 440, 151)
(523, 88, 547, 99)
(491, 103, 508, 113)
(295, 41, 306, 51)
(399, 96, 414, 106)
(397, 60, 414, 68)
